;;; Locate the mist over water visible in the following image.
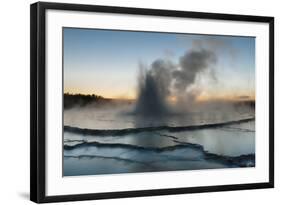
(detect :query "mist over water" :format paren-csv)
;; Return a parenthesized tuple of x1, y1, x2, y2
(64, 37, 254, 129)
(63, 36, 255, 176)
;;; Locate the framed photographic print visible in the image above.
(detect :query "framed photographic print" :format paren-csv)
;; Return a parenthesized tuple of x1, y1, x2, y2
(30, 2, 274, 203)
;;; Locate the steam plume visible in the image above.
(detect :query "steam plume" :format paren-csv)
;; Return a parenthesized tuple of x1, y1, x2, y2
(173, 49, 216, 92)
(135, 46, 217, 116)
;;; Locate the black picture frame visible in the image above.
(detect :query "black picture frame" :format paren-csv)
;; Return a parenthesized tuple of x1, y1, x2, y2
(30, 1, 274, 203)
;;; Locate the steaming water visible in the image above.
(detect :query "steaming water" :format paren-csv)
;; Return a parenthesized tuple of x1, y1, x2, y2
(64, 103, 254, 129)
(64, 104, 255, 176)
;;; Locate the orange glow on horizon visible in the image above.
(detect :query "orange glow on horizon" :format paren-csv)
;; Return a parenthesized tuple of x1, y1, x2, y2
(65, 87, 255, 102)
(196, 93, 255, 102)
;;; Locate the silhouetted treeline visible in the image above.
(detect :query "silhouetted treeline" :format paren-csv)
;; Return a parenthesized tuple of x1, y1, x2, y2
(64, 93, 107, 109)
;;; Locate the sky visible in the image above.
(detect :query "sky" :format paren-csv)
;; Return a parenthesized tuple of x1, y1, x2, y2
(63, 27, 255, 101)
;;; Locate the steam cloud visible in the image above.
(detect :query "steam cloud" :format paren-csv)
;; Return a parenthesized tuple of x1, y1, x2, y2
(173, 49, 216, 91)
(135, 45, 217, 116)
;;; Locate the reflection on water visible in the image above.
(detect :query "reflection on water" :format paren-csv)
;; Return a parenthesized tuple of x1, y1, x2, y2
(64, 121, 254, 156)
(64, 103, 254, 130)
(64, 120, 255, 176)
(169, 120, 255, 156)
(64, 104, 255, 176)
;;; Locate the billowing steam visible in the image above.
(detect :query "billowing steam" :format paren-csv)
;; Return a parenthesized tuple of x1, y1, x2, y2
(135, 46, 217, 116)
(173, 49, 216, 91)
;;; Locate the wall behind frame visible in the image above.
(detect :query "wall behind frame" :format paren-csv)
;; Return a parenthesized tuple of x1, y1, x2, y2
(0, 0, 279, 204)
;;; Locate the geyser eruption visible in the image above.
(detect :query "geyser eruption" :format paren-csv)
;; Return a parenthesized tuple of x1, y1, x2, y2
(135, 60, 173, 116)
(135, 47, 217, 116)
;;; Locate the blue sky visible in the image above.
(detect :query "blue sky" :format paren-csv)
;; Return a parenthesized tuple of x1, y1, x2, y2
(63, 28, 255, 100)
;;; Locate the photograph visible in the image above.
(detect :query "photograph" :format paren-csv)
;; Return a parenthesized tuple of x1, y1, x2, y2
(30, 2, 274, 202)
(63, 28, 256, 176)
